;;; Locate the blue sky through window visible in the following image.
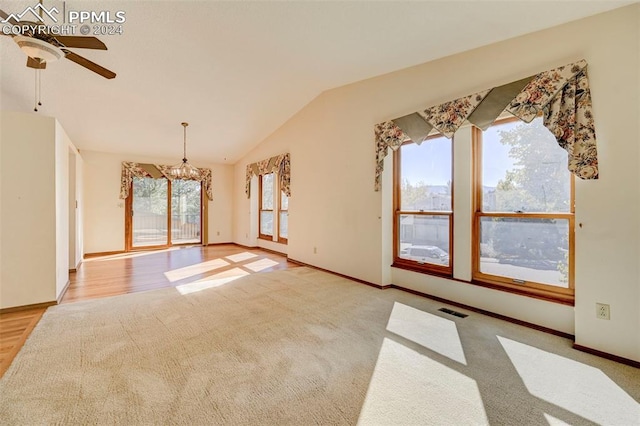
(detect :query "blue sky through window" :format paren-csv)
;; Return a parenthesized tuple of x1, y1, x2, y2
(401, 125, 516, 187)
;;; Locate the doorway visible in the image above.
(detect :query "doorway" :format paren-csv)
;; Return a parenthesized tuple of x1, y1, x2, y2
(125, 177, 203, 250)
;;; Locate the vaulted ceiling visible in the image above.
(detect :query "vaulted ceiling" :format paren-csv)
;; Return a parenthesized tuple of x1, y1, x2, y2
(0, 1, 633, 164)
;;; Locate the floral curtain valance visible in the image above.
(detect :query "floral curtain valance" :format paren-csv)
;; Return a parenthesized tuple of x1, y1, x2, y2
(119, 162, 213, 200)
(374, 59, 599, 190)
(245, 153, 291, 198)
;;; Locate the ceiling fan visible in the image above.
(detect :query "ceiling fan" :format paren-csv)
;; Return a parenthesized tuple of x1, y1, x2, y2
(0, 1, 116, 79)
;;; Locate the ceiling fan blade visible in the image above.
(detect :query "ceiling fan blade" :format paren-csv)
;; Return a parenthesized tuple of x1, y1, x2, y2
(0, 9, 19, 25)
(27, 57, 46, 69)
(64, 51, 116, 79)
(54, 36, 107, 50)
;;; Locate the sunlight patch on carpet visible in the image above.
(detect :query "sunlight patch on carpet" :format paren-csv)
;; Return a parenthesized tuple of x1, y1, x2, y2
(498, 336, 640, 425)
(544, 413, 574, 425)
(386, 302, 467, 365)
(164, 258, 230, 282)
(243, 258, 279, 272)
(357, 338, 487, 425)
(176, 267, 249, 294)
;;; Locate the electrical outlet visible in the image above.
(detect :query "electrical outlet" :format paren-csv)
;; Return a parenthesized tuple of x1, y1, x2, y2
(596, 303, 610, 320)
(216, 231, 220, 236)
(313, 246, 317, 254)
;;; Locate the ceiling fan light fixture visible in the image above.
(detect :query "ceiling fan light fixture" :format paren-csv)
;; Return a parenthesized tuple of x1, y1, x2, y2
(169, 122, 201, 180)
(14, 36, 63, 62)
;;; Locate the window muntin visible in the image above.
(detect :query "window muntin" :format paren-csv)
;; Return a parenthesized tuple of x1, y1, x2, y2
(474, 116, 574, 300)
(394, 135, 453, 274)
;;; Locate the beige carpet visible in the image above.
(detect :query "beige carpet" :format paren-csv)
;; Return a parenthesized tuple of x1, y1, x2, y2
(1, 267, 638, 425)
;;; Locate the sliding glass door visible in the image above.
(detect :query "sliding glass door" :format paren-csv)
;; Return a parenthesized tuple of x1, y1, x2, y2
(171, 179, 202, 244)
(127, 177, 202, 250)
(132, 177, 169, 248)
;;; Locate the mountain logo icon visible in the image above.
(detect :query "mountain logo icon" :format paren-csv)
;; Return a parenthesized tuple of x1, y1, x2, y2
(2, 4, 59, 24)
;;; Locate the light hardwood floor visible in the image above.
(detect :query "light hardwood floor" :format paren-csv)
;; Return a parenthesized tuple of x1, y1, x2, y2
(0, 244, 298, 377)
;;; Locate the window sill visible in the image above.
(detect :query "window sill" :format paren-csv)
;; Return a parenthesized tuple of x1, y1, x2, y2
(390, 263, 574, 306)
(391, 261, 452, 279)
(258, 236, 288, 246)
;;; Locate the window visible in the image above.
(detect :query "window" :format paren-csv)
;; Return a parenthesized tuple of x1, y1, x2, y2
(391, 115, 575, 303)
(279, 190, 288, 243)
(259, 173, 274, 239)
(393, 134, 453, 275)
(473, 116, 574, 302)
(259, 172, 288, 244)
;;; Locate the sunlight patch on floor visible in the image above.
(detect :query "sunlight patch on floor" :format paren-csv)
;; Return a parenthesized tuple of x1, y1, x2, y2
(224, 252, 259, 263)
(87, 248, 180, 262)
(498, 336, 640, 425)
(164, 258, 230, 282)
(386, 302, 467, 365)
(243, 258, 279, 272)
(357, 338, 487, 425)
(175, 268, 249, 295)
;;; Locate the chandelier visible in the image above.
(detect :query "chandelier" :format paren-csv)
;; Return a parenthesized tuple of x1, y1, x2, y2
(169, 122, 200, 180)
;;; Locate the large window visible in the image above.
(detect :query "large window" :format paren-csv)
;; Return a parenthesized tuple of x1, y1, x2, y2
(391, 116, 575, 303)
(473, 117, 574, 301)
(393, 135, 453, 275)
(259, 173, 288, 244)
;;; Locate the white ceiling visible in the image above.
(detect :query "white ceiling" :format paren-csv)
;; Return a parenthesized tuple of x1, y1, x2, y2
(0, 0, 634, 164)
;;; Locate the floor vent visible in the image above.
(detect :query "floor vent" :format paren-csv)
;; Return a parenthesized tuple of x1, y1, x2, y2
(438, 308, 468, 318)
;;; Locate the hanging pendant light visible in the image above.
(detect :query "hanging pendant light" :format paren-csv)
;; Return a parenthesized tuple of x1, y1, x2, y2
(169, 122, 200, 180)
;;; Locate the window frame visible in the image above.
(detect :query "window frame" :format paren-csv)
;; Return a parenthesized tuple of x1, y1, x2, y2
(258, 173, 274, 240)
(125, 177, 206, 251)
(278, 189, 288, 244)
(392, 135, 454, 277)
(258, 172, 288, 245)
(471, 116, 575, 303)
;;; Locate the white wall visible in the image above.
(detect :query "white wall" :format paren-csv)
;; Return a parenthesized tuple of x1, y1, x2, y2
(54, 121, 70, 299)
(76, 153, 84, 266)
(1, 112, 56, 308)
(233, 5, 640, 361)
(69, 150, 76, 269)
(67, 149, 83, 270)
(82, 150, 233, 254)
(0, 111, 82, 308)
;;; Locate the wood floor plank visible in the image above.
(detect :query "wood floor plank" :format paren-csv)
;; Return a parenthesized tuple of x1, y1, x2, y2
(0, 244, 297, 378)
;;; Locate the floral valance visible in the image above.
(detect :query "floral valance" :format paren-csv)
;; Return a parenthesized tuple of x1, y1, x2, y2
(374, 59, 599, 190)
(245, 153, 291, 198)
(119, 162, 213, 200)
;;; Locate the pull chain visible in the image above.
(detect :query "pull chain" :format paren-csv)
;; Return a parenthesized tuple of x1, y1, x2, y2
(38, 68, 42, 107)
(33, 67, 43, 112)
(34, 69, 38, 112)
